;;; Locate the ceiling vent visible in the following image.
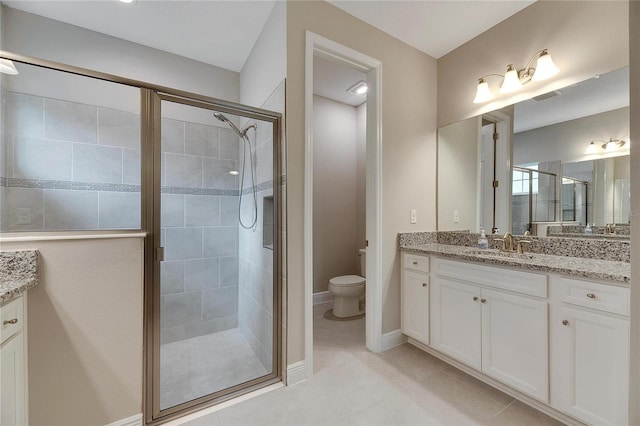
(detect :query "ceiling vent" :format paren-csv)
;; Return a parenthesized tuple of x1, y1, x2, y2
(533, 90, 562, 101)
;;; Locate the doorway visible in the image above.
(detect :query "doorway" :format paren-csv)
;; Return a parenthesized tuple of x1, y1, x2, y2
(303, 32, 383, 380)
(145, 92, 283, 423)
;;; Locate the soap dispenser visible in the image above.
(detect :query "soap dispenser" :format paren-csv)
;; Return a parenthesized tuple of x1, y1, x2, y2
(585, 223, 592, 234)
(478, 230, 489, 249)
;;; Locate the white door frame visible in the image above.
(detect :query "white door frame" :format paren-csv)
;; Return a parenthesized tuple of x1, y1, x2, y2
(304, 31, 383, 378)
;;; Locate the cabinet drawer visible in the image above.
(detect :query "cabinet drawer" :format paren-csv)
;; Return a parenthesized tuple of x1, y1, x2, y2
(433, 258, 547, 298)
(404, 254, 429, 273)
(1, 296, 24, 345)
(558, 277, 629, 316)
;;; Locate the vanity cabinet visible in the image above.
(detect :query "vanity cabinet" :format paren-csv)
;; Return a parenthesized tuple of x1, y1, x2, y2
(551, 276, 629, 426)
(401, 253, 430, 344)
(0, 295, 27, 426)
(430, 266, 548, 402)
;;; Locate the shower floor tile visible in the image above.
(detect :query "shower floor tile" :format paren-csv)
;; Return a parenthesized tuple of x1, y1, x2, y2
(160, 328, 269, 410)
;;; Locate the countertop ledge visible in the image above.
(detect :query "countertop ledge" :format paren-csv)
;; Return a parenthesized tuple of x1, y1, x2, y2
(0, 250, 39, 305)
(400, 243, 630, 285)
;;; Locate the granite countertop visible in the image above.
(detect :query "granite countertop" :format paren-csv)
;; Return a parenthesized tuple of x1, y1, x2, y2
(400, 243, 630, 285)
(0, 250, 39, 305)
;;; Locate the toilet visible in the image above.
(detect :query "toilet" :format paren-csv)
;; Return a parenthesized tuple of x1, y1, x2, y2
(328, 248, 366, 318)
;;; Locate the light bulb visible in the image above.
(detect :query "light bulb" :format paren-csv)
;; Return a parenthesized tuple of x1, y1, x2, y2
(0, 59, 18, 75)
(585, 142, 598, 154)
(500, 65, 522, 93)
(604, 140, 619, 152)
(473, 79, 493, 103)
(531, 50, 559, 81)
(356, 85, 368, 95)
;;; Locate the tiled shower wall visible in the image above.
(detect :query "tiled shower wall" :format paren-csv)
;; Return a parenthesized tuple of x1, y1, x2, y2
(238, 81, 284, 370)
(159, 117, 241, 344)
(1, 91, 142, 231)
(0, 90, 242, 343)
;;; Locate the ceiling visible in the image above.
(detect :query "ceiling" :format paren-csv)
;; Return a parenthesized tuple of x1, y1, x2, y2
(3, 0, 536, 73)
(313, 55, 367, 107)
(4, 1, 627, 131)
(3, 0, 278, 72)
(327, 0, 535, 59)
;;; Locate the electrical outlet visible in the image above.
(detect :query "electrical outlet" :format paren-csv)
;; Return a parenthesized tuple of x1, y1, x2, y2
(17, 207, 31, 225)
(410, 209, 417, 224)
(453, 210, 460, 223)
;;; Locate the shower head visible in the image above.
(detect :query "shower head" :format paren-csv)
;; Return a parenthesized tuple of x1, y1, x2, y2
(213, 112, 257, 137)
(213, 112, 243, 137)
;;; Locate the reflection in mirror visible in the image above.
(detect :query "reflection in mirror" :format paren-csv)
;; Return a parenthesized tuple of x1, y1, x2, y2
(437, 67, 629, 238)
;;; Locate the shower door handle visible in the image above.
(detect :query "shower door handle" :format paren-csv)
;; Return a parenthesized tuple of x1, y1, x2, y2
(156, 247, 165, 262)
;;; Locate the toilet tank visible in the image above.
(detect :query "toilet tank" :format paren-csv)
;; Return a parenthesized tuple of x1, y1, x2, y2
(359, 248, 366, 277)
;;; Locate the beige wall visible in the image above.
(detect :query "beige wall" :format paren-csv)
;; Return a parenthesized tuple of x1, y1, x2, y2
(312, 95, 360, 294)
(437, 1, 629, 128)
(628, 1, 639, 424)
(0, 237, 143, 426)
(287, 0, 438, 362)
(437, 116, 480, 231)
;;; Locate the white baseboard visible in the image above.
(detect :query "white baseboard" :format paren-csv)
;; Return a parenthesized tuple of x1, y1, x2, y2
(286, 360, 307, 385)
(104, 413, 143, 426)
(381, 329, 408, 351)
(313, 291, 333, 305)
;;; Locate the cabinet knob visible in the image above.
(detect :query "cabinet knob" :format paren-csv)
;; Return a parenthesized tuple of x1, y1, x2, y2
(562, 319, 569, 326)
(586, 293, 596, 299)
(481, 298, 487, 304)
(422, 283, 428, 287)
(473, 296, 479, 302)
(3, 318, 18, 325)
(412, 261, 418, 265)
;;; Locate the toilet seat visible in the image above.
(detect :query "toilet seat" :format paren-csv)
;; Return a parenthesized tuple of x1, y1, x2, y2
(329, 275, 365, 287)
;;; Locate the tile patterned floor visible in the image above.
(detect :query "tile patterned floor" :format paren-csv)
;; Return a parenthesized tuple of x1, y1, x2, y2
(161, 328, 269, 410)
(183, 302, 564, 425)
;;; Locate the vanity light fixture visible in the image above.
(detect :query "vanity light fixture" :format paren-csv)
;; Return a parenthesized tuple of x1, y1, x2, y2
(585, 138, 627, 154)
(473, 49, 559, 103)
(0, 59, 19, 75)
(347, 81, 368, 96)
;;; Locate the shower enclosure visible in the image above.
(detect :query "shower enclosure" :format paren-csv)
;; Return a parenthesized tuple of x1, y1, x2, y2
(147, 91, 283, 421)
(0, 52, 283, 424)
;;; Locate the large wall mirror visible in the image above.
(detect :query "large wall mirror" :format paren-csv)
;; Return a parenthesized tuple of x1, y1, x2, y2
(437, 66, 629, 239)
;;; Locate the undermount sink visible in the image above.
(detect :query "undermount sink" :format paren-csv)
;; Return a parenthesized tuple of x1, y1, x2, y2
(463, 248, 535, 260)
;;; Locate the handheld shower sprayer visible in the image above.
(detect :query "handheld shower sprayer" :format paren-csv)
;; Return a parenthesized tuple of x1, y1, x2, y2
(213, 112, 256, 137)
(213, 111, 258, 230)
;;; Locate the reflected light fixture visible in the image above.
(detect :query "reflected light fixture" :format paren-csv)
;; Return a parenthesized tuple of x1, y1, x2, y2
(229, 170, 239, 176)
(347, 81, 368, 96)
(0, 59, 19, 75)
(473, 49, 559, 103)
(585, 137, 628, 154)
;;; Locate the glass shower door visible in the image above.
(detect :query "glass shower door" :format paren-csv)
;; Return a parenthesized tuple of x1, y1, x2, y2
(152, 94, 280, 417)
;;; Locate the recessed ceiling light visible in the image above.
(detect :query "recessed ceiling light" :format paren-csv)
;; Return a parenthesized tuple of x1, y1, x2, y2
(120, 0, 134, 3)
(347, 81, 367, 96)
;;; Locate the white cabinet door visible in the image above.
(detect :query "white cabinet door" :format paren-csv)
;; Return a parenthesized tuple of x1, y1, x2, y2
(401, 270, 429, 344)
(0, 333, 26, 426)
(430, 276, 482, 369)
(555, 306, 629, 426)
(481, 289, 548, 401)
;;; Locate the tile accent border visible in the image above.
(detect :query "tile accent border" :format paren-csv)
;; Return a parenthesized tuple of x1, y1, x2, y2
(1, 177, 279, 197)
